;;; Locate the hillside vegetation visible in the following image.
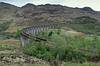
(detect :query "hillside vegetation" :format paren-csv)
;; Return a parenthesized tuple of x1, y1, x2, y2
(23, 29, 100, 66)
(66, 16, 100, 34)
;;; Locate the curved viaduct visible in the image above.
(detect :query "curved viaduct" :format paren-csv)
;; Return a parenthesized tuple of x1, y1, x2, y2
(20, 22, 67, 47)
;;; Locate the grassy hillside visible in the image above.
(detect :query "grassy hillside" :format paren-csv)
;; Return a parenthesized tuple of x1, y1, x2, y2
(0, 16, 100, 36)
(0, 29, 100, 65)
(23, 29, 100, 66)
(66, 16, 100, 35)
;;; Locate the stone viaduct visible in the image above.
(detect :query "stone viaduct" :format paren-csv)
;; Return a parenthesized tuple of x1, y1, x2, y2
(20, 22, 67, 47)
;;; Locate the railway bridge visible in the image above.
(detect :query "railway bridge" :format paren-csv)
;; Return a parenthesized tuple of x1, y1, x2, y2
(20, 22, 67, 47)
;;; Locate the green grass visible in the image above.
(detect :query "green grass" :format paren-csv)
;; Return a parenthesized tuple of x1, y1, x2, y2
(0, 39, 20, 47)
(63, 63, 100, 66)
(0, 64, 44, 66)
(0, 63, 100, 66)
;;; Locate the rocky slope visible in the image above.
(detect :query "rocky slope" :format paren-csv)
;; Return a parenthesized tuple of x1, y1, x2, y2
(15, 3, 100, 26)
(0, 3, 100, 23)
(0, 2, 19, 20)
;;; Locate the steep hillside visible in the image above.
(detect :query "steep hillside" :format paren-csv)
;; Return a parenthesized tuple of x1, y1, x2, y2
(0, 2, 100, 34)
